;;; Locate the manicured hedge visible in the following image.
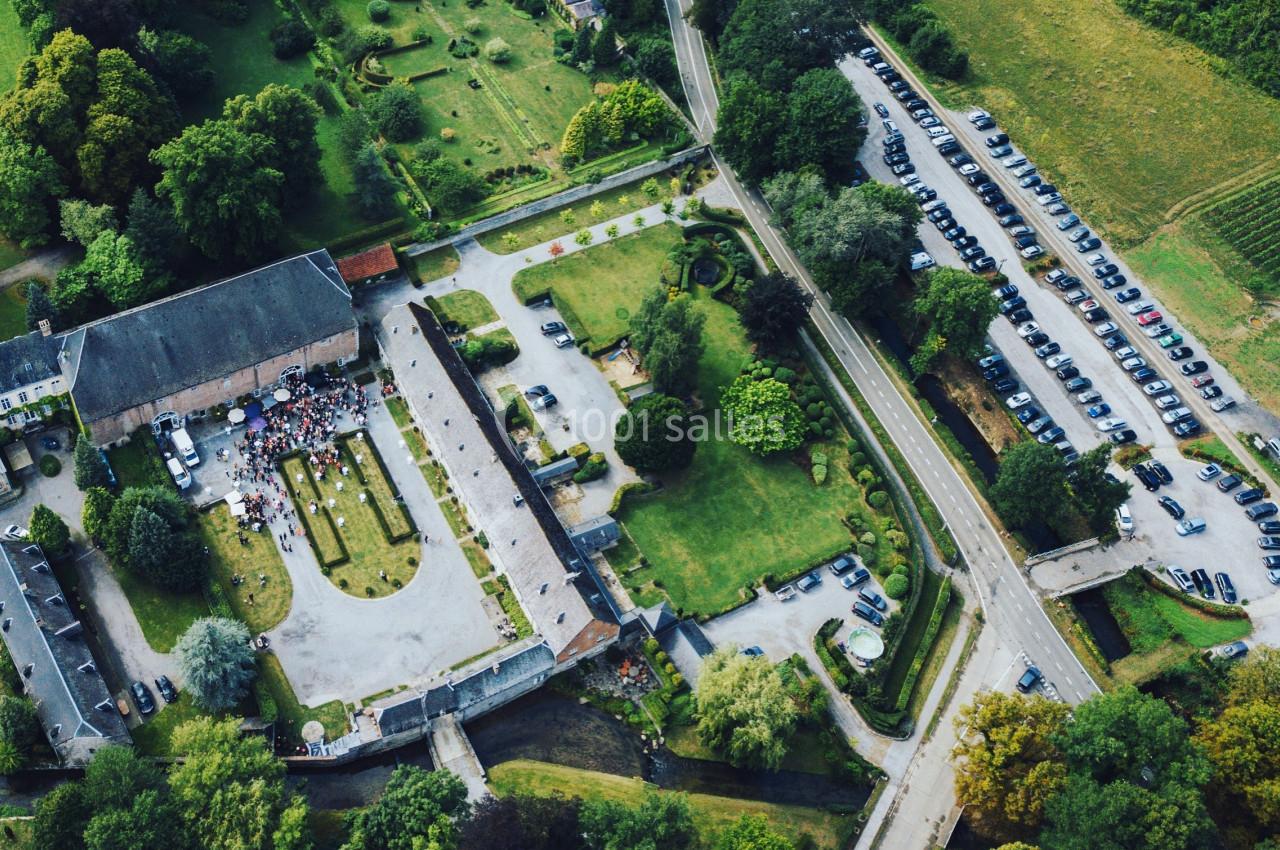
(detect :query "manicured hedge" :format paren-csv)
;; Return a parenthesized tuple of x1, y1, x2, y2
(340, 432, 418, 543)
(608, 481, 654, 514)
(280, 453, 351, 568)
(893, 577, 951, 711)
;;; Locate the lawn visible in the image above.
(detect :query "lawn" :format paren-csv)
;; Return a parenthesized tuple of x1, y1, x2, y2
(0, 285, 28, 343)
(106, 435, 170, 489)
(281, 435, 420, 597)
(112, 565, 209, 654)
(1103, 573, 1250, 654)
(433, 289, 499, 330)
(410, 246, 460, 284)
(923, 0, 1280, 244)
(511, 222, 681, 349)
(619, 288, 864, 616)
(487, 759, 857, 850)
(1125, 220, 1280, 415)
(1179, 434, 1250, 477)
(130, 696, 213, 757)
(477, 177, 666, 253)
(0, 1, 28, 94)
(201, 505, 293, 634)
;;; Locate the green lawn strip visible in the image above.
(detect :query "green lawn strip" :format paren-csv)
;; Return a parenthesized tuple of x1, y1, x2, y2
(1179, 434, 1263, 490)
(422, 458, 449, 497)
(257, 653, 348, 741)
(112, 565, 209, 654)
(879, 570, 945, 703)
(487, 759, 855, 850)
(1103, 575, 1249, 653)
(0, 2, 28, 92)
(131, 696, 218, 757)
(405, 429, 432, 463)
(476, 177, 665, 253)
(433, 289, 499, 330)
(200, 505, 293, 634)
(410, 246, 462, 285)
(493, 575, 532, 638)
(281, 456, 347, 567)
(461, 539, 493, 579)
(106, 436, 171, 489)
(341, 437, 415, 539)
(903, 591, 964, 724)
(923, 0, 1280, 243)
(1124, 221, 1280, 415)
(385, 396, 412, 429)
(0, 285, 29, 342)
(511, 222, 682, 347)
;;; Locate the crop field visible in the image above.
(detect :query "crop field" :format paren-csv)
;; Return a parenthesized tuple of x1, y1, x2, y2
(923, 0, 1280, 244)
(1199, 176, 1280, 289)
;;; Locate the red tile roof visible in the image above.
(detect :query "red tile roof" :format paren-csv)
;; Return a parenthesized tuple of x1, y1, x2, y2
(336, 243, 399, 282)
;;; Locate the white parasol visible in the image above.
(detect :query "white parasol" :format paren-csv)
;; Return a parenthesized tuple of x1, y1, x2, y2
(274, 388, 291, 402)
(227, 408, 246, 424)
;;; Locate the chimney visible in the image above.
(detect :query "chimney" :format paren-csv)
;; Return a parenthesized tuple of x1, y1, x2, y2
(37, 319, 51, 337)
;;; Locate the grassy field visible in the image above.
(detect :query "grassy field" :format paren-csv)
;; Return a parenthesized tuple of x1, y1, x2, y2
(0, 1, 27, 93)
(511, 222, 680, 348)
(924, 0, 1280, 244)
(179, 1, 372, 249)
(434, 289, 499, 330)
(0, 285, 28, 343)
(112, 565, 209, 654)
(201, 505, 293, 634)
(477, 177, 665, 253)
(1103, 573, 1250, 653)
(1124, 220, 1280, 413)
(619, 288, 870, 616)
(487, 759, 856, 850)
(410, 246, 461, 283)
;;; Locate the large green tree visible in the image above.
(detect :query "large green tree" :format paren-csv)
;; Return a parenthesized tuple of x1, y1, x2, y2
(76, 230, 170, 309)
(342, 764, 467, 850)
(24, 280, 59, 332)
(174, 618, 257, 712)
(0, 126, 65, 246)
(911, 267, 999, 372)
(717, 0, 865, 90)
(221, 84, 322, 200)
(737, 271, 812, 350)
(58, 198, 117, 246)
(719, 375, 805, 456)
(989, 442, 1067, 528)
(152, 118, 284, 259)
(168, 716, 309, 850)
(614, 393, 696, 472)
(1067, 445, 1131, 534)
(579, 791, 697, 850)
(32, 782, 92, 850)
(353, 143, 400, 220)
(29, 503, 70, 557)
(713, 814, 793, 850)
(81, 486, 116, 543)
(694, 647, 798, 769)
(629, 287, 706, 395)
(369, 80, 425, 142)
(73, 436, 112, 490)
(0, 696, 39, 751)
(106, 486, 206, 591)
(776, 68, 865, 181)
(953, 692, 1069, 844)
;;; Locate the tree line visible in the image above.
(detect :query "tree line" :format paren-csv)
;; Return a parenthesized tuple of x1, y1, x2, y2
(954, 648, 1280, 850)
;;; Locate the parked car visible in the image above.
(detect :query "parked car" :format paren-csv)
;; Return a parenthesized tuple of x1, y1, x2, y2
(740, 646, 765, 657)
(1261, 536, 1280, 551)
(540, 321, 567, 336)
(553, 333, 575, 348)
(1159, 496, 1186, 519)
(1235, 488, 1264, 506)
(858, 588, 888, 612)
(155, 675, 178, 704)
(1217, 474, 1242, 492)
(1216, 573, 1238, 604)
(131, 681, 156, 715)
(1116, 504, 1134, 534)
(1177, 518, 1207, 537)
(796, 572, 822, 591)
(1191, 567, 1215, 599)
(852, 601, 884, 626)
(1246, 502, 1279, 521)
(1166, 565, 1195, 593)
(1016, 666, 1043, 693)
(1110, 429, 1137, 445)
(1197, 463, 1221, 481)
(0, 525, 28, 541)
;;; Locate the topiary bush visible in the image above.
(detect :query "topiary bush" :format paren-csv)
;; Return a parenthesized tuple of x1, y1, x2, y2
(367, 0, 390, 21)
(883, 573, 909, 599)
(38, 455, 61, 477)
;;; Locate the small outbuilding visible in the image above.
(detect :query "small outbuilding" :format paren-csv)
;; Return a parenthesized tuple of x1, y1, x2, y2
(568, 516, 620, 552)
(336, 243, 402, 287)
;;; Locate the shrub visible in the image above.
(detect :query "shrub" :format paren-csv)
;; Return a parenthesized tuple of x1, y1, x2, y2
(485, 37, 511, 62)
(367, 0, 390, 21)
(812, 464, 827, 484)
(859, 531, 876, 546)
(38, 454, 60, 477)
(867, 490, 889, 510)
(883, 573, 909, 599)
(269, 19, 315, 59)
(892, 563, 909, 577)
(358, 24, 393, 51)
(645, 638, 659, 654)
(463, 16, 482, 32)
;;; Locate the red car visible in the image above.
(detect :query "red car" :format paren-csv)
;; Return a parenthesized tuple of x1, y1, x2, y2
(1191, 375, 1215, 388)
(1137, 311, 1164, 326)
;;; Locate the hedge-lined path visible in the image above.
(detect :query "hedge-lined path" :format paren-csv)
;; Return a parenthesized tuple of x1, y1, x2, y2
(266, 397, 498, 707)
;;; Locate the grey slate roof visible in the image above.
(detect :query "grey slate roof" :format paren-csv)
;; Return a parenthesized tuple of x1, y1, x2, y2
(0, 542, 129, 763)
(372, 642, 556, 733)
(61, 250, 354, 424)
(0, 333, 60, 396)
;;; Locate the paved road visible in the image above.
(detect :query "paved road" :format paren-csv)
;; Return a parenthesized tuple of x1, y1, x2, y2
(662, 4, 1100, 844)
(857, 28, 1280, 495)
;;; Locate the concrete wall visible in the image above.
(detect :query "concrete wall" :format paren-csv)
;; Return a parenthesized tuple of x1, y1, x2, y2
(87, 328, 358, 444)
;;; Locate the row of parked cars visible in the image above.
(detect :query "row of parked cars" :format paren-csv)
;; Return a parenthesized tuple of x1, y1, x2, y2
(790, 553, 891, 627)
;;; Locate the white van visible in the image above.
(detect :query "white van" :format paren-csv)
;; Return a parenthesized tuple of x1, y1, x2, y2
(167, 457, 192, 490)
(926, 125, 951, 138)
(172, 428, 199, 467)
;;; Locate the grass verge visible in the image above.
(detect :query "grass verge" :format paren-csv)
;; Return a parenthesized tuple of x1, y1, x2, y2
(201, 505, 293, 634)
(112, 565, 208, 654)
